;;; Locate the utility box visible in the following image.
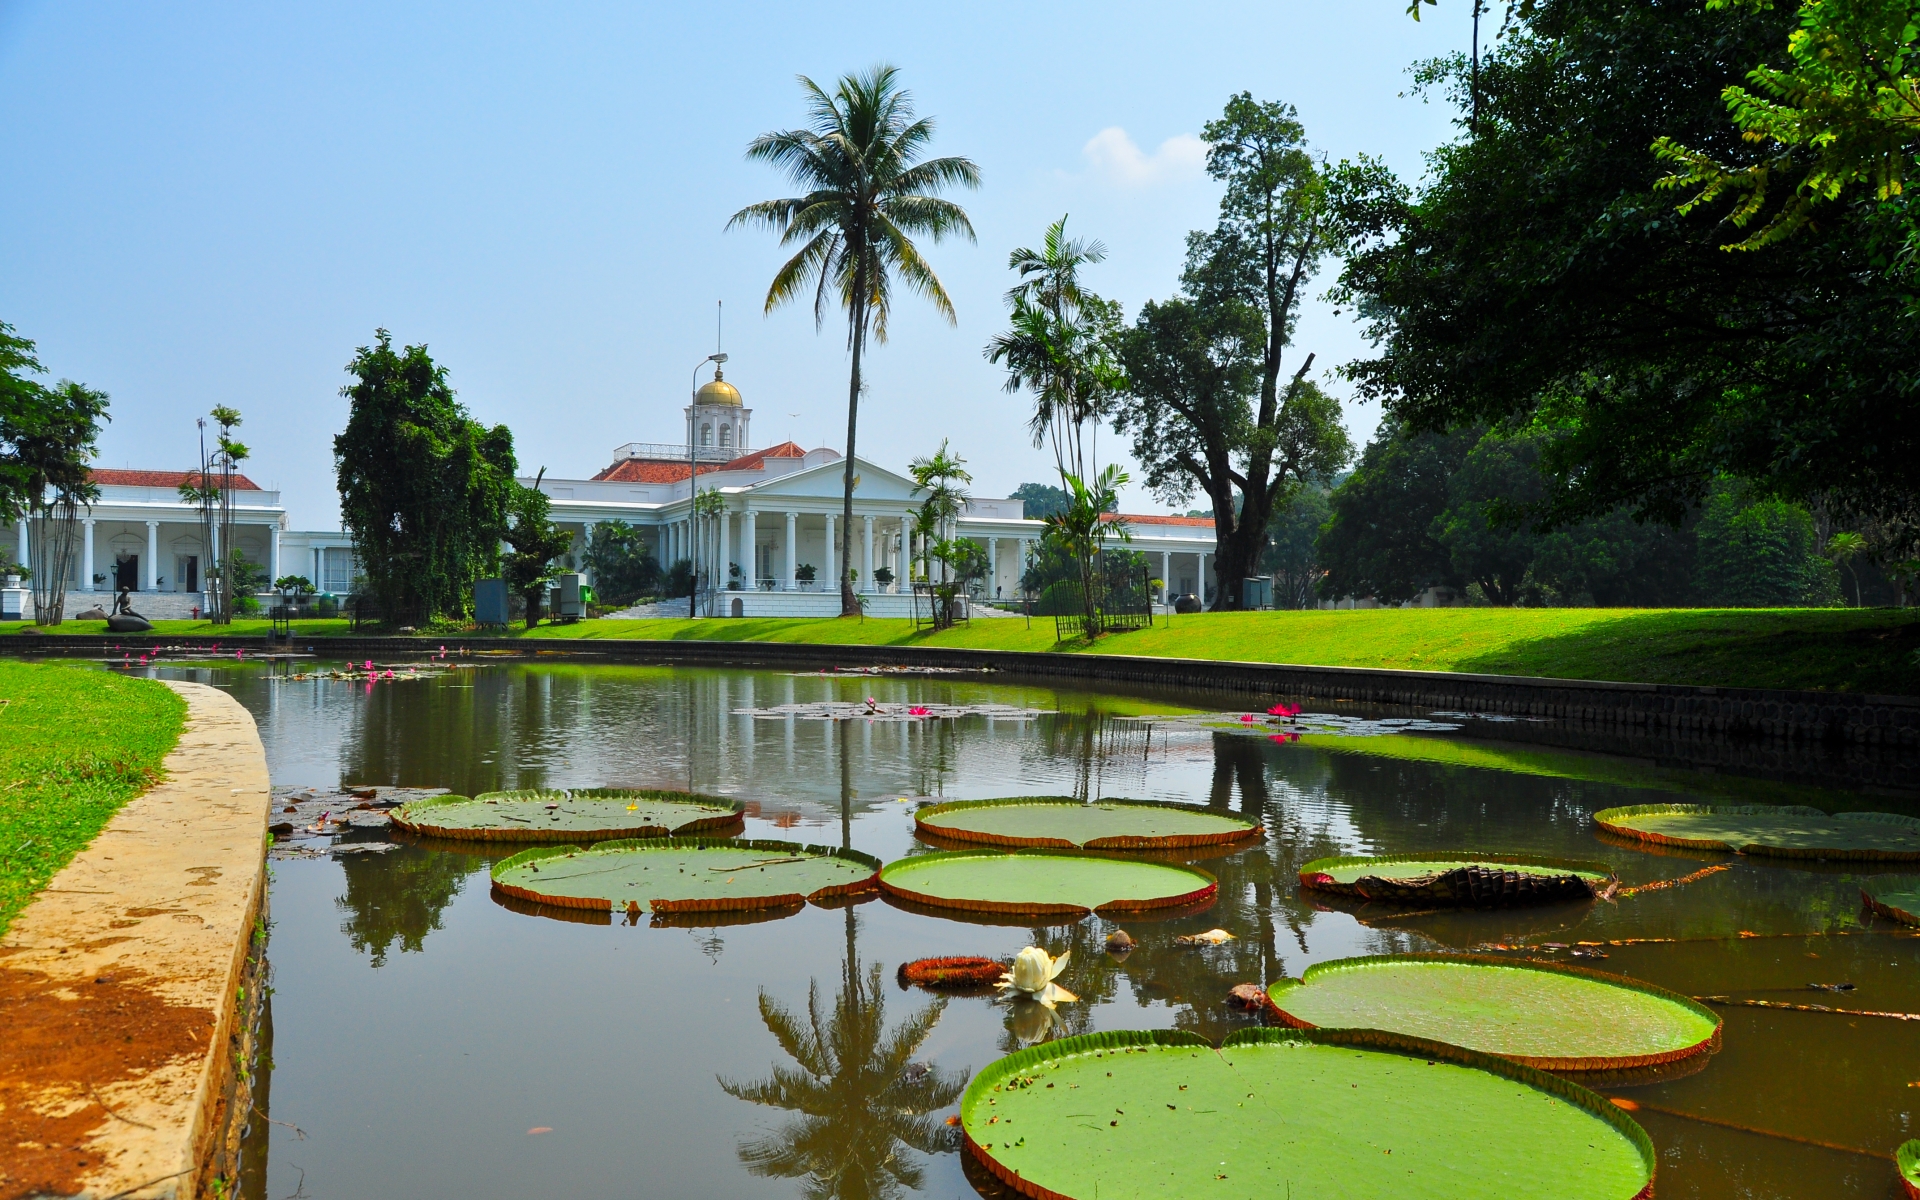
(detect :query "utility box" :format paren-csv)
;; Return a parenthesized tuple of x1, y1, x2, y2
(473, 578, 508, 627)
(1240, 576, 1273, 611)
(0, 588, 26, 621)
(551, 573, 586, 623)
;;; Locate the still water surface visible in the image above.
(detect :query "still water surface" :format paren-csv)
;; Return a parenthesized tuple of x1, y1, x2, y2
(141, 660, 1920, 1199)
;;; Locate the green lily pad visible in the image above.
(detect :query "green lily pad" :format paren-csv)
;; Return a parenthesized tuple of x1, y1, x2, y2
(963, 1027, 1654, 1200)
(915, 797, 1260, 850)
(1863, 876, 1920, 927)
(1299, 852, 1615, 906)
(392, 789, 743, 843)
(490, 837, 879, 915)
(877, 850, 1217, 918)
(1593, 804, 1920, 861)
(1265, 954, 1720, 1071)
(1898, 1139, 1920, 1197)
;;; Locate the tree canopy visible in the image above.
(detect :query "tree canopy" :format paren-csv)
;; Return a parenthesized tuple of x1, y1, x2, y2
(1330, 0, 1920, 548)
(1111, 93, 1353, 610)
(334, 330, 516, 624)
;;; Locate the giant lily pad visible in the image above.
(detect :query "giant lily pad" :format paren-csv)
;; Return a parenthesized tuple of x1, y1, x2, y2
(392, 789, 743, 843)
(1898, 1139, 1920, 1199)
(915, 797, 1260, 850)
(877, 850, 1216, 918)
(1299, 852, 1615, 906)
(962, 1027, 1654, 1200)
(1593, 804, 1920, 861)
(1863, 876, 1920, 927)
(1264, 954, 1720, 1071)
(490, 837, 878, 915)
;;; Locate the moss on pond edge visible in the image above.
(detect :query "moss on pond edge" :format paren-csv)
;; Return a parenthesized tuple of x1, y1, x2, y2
(0, 661, 186, 934)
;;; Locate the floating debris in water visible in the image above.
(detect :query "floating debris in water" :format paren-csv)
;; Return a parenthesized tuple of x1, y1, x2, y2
(1118, 711, 1462, 738)
(1176, 928, 1236, 947)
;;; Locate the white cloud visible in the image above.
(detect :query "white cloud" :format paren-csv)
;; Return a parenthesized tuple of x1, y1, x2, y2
(1080, 127, 1207, 187)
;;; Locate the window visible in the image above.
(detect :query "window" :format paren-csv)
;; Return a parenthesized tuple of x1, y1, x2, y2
(719, 424, 732, 448)
(700, 423, 713, 447)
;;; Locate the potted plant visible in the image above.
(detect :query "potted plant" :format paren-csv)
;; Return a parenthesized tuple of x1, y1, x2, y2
(873, 566, 895, 588)
(796, 563, 817, 590)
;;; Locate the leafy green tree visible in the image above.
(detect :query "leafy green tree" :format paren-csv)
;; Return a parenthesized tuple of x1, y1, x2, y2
(1261, 485, 1331, 608)
(581, 518, 660, 604)
(906, 439, 971, 585)
(1316, 420, 1472, 603)
(1330, 0, 1920, 549)
(0, 321, 50, 525)
(730, 66, 980, 617)
(1654, 0, 1920, 250)
(12, 378, 110, 624)
(1694, 483, 1835, 605)
(1113, 94, 1353, 609)
(334, 330, 517, 624)
(501, 480, 573, 628)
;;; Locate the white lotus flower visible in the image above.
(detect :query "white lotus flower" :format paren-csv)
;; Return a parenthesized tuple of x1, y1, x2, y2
(998, 946, 1077, 1008)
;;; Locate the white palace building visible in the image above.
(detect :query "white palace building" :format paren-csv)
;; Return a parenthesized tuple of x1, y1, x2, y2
(529, 369, 1221, 616)
(8, 369, 1221, 619)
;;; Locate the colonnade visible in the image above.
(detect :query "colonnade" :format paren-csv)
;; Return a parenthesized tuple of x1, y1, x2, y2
(12, 517, 280, 593)
(642, 508, 1035, 596)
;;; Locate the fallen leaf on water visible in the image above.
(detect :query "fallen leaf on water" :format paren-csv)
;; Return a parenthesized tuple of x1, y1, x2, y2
(528, 1126, 553, 1135)
(1176, 928, 1236, 946)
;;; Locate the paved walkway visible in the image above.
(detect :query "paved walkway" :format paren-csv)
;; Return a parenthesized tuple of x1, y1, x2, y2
(0, 682, 270, 1200)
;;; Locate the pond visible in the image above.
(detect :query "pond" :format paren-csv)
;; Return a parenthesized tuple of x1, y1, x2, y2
(125, 658, 1920, 1199)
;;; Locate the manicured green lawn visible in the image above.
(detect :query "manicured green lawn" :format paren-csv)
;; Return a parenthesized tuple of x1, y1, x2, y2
(0, 661, 187, 934)
(4, 607, 1916, 693)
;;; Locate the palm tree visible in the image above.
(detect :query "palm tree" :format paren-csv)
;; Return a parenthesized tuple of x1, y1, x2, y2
(986, 216, 1123, 484)
(729, 66, 980, 617)
(1826, 530, 1867, 606)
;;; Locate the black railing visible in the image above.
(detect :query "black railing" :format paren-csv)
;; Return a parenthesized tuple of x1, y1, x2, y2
(1052, 561, 1155, 641)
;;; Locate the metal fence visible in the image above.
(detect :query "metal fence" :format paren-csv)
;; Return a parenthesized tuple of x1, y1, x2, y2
(1052, 561, 1155, 641)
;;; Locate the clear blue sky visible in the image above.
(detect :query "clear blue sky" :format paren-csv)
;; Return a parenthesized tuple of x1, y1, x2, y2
(0, 1, 1472, 529)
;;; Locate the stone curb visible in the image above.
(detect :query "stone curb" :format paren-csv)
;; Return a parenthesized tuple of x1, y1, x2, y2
(0, 682, 270, 1200)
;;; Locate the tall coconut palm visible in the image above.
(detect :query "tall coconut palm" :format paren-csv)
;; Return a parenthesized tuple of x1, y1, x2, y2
(729, 65, 980, 616)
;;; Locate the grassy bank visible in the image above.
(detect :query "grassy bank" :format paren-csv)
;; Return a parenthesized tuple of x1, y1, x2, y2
(0, 661, 186, 934)
(4, 607, 1917, 694)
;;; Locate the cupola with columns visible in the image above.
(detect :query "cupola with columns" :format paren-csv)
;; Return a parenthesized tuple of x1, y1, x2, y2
(686, 368, 750, 453)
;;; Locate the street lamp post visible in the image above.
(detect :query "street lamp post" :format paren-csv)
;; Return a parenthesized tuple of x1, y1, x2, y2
(689, 352, 727, 617)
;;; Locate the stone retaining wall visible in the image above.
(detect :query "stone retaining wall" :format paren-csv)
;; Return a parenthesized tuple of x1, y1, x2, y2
(8, 632, 1916, 751)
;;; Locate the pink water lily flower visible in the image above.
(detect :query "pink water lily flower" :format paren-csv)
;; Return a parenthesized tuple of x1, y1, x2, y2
(1266, 703, 1301, 719)
(907, 705, 931, 717)
(1239, 713, 1256, 724)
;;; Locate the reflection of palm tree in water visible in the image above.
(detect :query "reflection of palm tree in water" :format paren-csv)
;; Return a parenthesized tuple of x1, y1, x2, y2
(717, 716, 966, 1200)
(720, 959, 965, 1200)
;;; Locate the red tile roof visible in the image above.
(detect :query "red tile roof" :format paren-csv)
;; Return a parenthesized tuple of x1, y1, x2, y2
(1106, 513, 1215, 527)
(591, 459, 725, 483)
(90, 468, 263, 491)
(717, 440, 809, 471)
(591, 441, 813, 482)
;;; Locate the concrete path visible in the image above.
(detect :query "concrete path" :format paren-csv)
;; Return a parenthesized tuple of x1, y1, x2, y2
(0, 682, 270, 1200)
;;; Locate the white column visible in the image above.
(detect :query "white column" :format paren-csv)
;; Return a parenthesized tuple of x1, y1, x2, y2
(824, 514, 835, 593)
(862, 515, 874, 593)
(269, 524, 280, 587)
(741, 506, 756, 587)
(987, 537, 999, 596)
(1198, 552, 1208, 606)
(580, 521, 595, 579)
(82, 518, 95, 591)
(146, 521, 160, 590)
(16, 520, 26, 572)
(1162, 551, 1171, 603)
(784, 511, 797, 590)
(900, 516, 912, 589)
(718, 508, 731, 589)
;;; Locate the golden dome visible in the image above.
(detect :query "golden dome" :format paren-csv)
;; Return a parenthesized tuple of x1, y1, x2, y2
(694, 369, 742, 406)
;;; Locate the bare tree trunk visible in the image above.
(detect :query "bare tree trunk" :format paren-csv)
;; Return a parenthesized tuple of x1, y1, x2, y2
(840, 287, 866, 617)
